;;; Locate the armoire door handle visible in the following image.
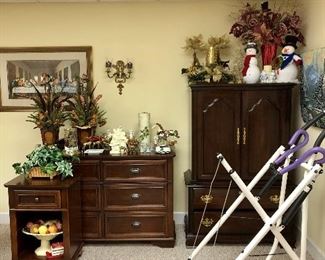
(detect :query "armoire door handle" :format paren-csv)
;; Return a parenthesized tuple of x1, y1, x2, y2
(243, 127, 247, 145)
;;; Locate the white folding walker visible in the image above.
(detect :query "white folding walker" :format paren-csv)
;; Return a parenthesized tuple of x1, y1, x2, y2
(188, 113, 325, 260)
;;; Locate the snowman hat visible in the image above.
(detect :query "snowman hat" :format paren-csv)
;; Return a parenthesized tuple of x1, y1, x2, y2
(245, 42, 259, 53)
(283, 35, 298, 49)
(261, 1, 271, 12)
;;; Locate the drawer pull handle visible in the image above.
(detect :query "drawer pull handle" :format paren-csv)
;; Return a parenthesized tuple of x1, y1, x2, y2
(200, 194, 213, 204)
(131, 221, 141, 228)
(269, 194, 280, 204)
(34, 197, 39, 202)
(131, 193, 141, 200)
(130, 167, 141, 174)
(202, 218, 214, 228)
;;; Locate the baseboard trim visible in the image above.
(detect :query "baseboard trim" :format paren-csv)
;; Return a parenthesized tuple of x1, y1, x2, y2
(295, 225, 325, 260)
(0, 212, 9, 224)
(173, 212, 185, 225)
(306, 236, 325, 260)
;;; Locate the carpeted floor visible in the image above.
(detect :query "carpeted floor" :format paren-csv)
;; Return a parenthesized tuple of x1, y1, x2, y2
(0, 224, 313, 260)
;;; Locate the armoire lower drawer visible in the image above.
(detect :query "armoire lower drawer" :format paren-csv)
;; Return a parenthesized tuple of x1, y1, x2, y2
(105, 212, 167, 238)
(191, 186, 282, 211)
(189, 210, 266, 235)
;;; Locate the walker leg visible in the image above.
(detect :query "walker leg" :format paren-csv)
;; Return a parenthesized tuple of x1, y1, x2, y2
(188, 148, 285, 260)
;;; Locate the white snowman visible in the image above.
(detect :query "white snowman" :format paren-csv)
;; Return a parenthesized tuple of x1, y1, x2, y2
(276, 35, 303, 83)
(242, 42, 260, 84)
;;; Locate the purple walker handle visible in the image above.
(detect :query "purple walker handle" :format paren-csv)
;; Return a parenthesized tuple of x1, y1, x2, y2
(274, 129, 309, 165)
(279, 147, 325, 175)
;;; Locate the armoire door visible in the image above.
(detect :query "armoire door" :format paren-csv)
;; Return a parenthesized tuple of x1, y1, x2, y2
(192, 89, 241, 180)
(241, 87, 291, 180)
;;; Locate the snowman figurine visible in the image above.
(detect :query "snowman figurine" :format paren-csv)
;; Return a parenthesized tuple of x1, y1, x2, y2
(242, 42, 260, 84)
(276, 35, 303, 83)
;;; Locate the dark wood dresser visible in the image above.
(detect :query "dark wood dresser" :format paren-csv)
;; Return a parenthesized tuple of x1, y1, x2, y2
(73, 152, 175, 247)
(4, 175, 82, 260)
(185, 83, 297, 246)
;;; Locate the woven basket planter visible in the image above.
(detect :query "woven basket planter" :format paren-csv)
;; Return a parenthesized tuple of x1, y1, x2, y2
(28, 167, 58, 180)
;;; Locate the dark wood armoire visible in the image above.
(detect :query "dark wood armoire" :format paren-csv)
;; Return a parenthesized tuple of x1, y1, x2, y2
(185, 82, 297, 246)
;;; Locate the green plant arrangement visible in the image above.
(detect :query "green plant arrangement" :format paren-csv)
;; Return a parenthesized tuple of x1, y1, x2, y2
(12, 145, 78, 179)
(68, 75, 107, 128)
(27, 73, 70, 144)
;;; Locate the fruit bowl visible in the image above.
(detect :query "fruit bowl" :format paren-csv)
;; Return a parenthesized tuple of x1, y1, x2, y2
(22, 229, 63, 256)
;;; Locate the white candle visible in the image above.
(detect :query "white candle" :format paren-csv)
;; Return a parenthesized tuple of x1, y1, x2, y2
(138, 112, 150, 152)
(139, 112, 150, 130)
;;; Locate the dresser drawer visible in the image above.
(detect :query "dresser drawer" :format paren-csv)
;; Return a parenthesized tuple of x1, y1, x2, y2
(102, 160, 167, 181)
(105, 213, 167, 238)
(191, 187, 281, 210)
(13, 190, 61, 209)
(104, 184, 167, 210)
(74, 160, 101, 182)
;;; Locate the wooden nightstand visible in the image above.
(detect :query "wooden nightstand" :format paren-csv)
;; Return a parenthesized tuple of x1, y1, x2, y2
(4, 175, 83, 260)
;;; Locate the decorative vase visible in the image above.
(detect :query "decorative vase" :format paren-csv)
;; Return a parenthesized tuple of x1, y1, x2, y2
(40, 128, 59, 145)
(138, 112, 150, 153)
(261, 43, 277, 67)
(76, 126, 95, 149)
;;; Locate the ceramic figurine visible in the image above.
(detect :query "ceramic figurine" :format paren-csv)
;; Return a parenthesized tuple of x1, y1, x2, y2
(242, 42, 260, 84)
(108, 127, 128, 155)
(276, 35, 303, 83)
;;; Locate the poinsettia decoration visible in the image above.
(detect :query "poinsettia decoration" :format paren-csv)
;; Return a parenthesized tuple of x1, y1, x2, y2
(229, 2, 305, 46)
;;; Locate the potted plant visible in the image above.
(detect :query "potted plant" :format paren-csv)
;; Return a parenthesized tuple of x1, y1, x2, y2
(27, 73, 70, 145)
(67, 75, 107, 147)
(12, 145, 78, 179)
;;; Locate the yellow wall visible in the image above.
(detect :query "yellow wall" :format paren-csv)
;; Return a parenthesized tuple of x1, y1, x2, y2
(0, 0, 324, 255)
(299, 0, 325, 254)
(0, 1, 236, 213)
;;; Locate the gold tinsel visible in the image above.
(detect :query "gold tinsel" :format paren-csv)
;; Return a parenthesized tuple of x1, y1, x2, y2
(206, 34, 230, 49)
(182, 34, 206, 53)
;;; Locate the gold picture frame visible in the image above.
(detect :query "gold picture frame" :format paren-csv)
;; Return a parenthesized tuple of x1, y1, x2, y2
(0, 46, 92, 112)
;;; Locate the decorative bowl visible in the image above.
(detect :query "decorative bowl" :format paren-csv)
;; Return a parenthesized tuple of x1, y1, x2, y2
(22, 229, 63, 256)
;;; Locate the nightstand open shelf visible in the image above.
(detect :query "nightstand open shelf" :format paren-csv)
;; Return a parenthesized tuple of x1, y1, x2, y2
(4, 176, 83, 260)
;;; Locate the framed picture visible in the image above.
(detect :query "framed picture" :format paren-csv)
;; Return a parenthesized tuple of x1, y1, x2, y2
(300, 48, 325, 129)
(0, 46, 92, 111)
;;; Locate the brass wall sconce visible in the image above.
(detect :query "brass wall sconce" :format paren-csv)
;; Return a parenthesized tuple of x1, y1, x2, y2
(105, 60, 133, 95)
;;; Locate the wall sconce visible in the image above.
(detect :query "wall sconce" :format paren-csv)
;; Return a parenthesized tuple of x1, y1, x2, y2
(105, 60, 133, 95)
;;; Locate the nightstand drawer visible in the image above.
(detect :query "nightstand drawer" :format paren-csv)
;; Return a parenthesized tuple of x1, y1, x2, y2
(102, 160, 167, 181)
(13, 190, 61, 209)
(104, 184, 167, 210)
(105, 213, 167, 238)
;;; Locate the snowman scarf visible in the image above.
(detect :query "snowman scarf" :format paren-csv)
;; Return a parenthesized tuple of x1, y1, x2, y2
(280, 53, 294, 70)
(242, 55, 256, 76)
